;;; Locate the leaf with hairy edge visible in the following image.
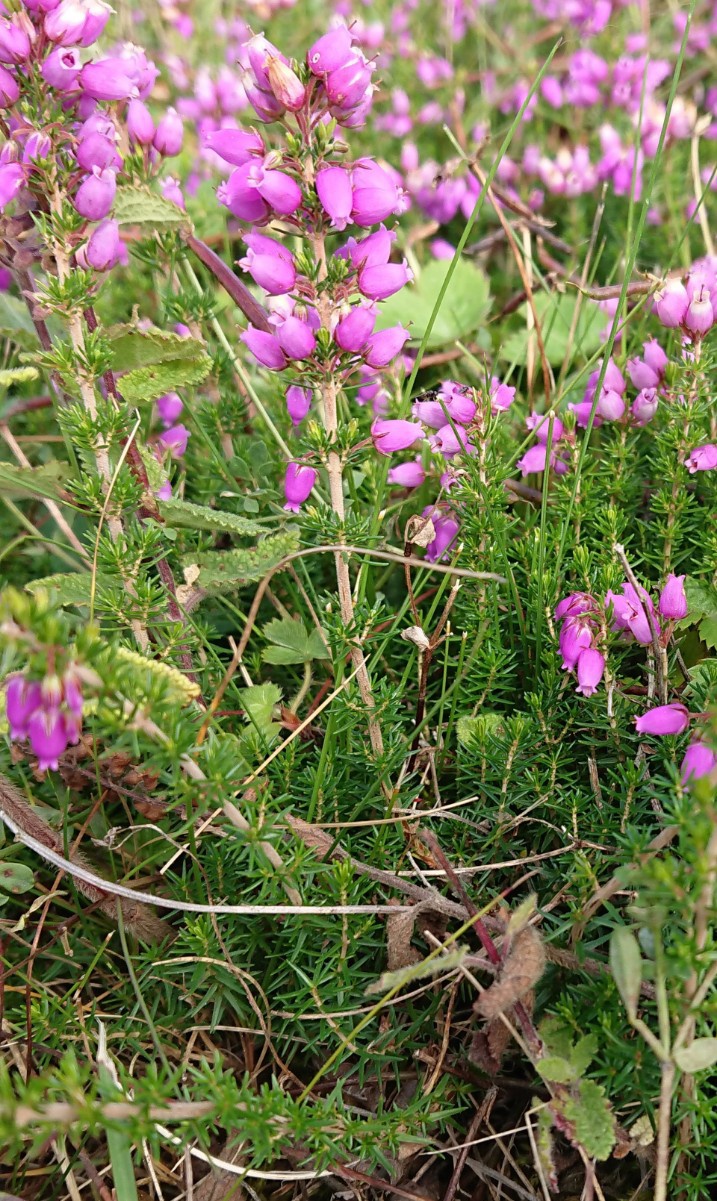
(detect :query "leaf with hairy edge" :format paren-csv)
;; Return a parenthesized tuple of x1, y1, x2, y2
(158, 497, 264, 537)
(262, 617, 329, 665)
(113, 186, 188, 229)
(562, 1080, 616, 1161)
(673, 1039, 717, 1073)
(0, 461, 70, 500)
(610, 926, 642, 1019)
(27, 572, 120, 606)
(114, 647, 200, 702)
(106, 326, 207, 372)
(183, 530, 299, 595)
(537, 1055, 577, 1083)
(119, 356, 212, 404)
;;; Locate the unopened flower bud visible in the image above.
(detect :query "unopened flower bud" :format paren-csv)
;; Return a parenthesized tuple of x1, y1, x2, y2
(266, 56, 306, 111)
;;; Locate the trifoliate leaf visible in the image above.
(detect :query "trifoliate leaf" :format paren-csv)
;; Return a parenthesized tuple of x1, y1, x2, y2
(262, 617, 329, 665)
(158, 497, 264, 537)
(113, 186, 189, 229)
(376, 258, 491, 349)
(610, 926, 642, 1019)
(500, 293, 604, 367)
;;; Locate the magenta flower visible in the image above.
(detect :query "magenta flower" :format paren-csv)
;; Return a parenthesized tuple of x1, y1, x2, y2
(681, 740, 717, 784)
(559, 619, 594, 670)
(286, 384, 312, 426)
(5, 675, 42, 738)
(358, 261, 413, 301)
(430, 423, 476, 459)
(45, 0, 112, 47)
(83, 219, 123, 271)
(635, 703, 690, 736)
(307, 27, 355, 75)
(0, 161, 25, 209)
(239, 235, 296, 296)
(316, 166, 353, 230)
(79, 58, 139, 101)
(351, 160, 404, 226)
(334, 304, 376, 353)
(156, 392, 183, 427)
(489, 377, 516, 414)
(127, 98, 155, 146)
(685, 444, 717, 473)
(658, 573, 688, 621)
(0, 16, 32, 64)
(73, 167, 116, 220)
(631, 388, 659, 426)
(556, 592, 597, 621)
(654, 279, 689, 328)
(154, 107, 183, 157)
(371, 418, 424, 455)
(424, 509, 460, 562)
(526, 412, 565, 443)
(241, 327, 288, 370)
(596, 388, 625, 422)
(27, 709, 72, 772)
(219, 165, 271, 221)
(275, 315, 316, 360)
(606, 583, 658, 646)
(155, 480, 172, 501)
(76, 130, 119, 172)
(41, 46, 81, 90)
(388, 459, 426, 488)
(575, 647, 605, 697)
(249, 166, 303, 216)
(0, 64, 19, 106)
(517, 443, 550, 476)
(283, 462, 317, 512)
(158, 423, 190, 458)
(684, 286, 714, 336)
(203, 127, 264, 166)
(363, 325, 410, 368)
(346, 226, 395, 270)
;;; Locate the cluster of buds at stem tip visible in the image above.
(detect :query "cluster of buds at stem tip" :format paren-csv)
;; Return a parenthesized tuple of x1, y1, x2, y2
(0, 3, 184, 279)
(653, 262, 717, 341)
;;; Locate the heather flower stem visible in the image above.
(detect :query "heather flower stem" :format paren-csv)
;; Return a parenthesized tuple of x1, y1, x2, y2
(309, 229, 386, 766)
(49, 193, 149, 652)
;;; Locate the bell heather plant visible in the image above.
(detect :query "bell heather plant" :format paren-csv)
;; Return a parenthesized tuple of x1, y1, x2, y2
(0, 3, 716, 1201)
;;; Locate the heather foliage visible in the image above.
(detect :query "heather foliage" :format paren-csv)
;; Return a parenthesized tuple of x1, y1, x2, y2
(0, 1, 716, 1199)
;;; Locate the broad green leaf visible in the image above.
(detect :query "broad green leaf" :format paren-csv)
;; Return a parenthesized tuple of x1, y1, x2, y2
(119, 356, 212, 404)
(107, 325, 207, 372)
(562, 1079, 616, 1161)
(376, 258, 491, 349)
(0, 365, 39, 388)
(0, 292, 40, 348)
(158, 497, 264, 537)
(0, 460, 69, 501)
(500, 292, 604, 366)
(537, 1055, 577, 1083)
(113, 185, 188, 229)
(673, 1038, 717, 1073)
(0, 860, 35, 893)
(27, 572, 118, 607)
(184, 529, 299, 595)
(262, 617, 329, 666)
(699, 615, 717, 651)
(610, 926, 642, 1019)
(239, 683, 281, 735)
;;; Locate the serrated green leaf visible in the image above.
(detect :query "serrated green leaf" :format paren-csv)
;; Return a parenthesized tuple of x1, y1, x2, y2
(0, 365, 39, 388)
(562, 1080, 616, 1161)
(610, 927, 642, 1019)
(500, 293, 604, 367)
(113, 186, 188, 229)
(699, 615, 717, 651)
(0, 861, 35, 893)
(239, 683, 281, 735)
(120, 358, 212, 404)
(376, 258, 491, 349)
(572, 1033, 598, 1074)
(184, 530, 299, 596)
(0, 460, 69, 501)
(26, 572, 118, 607)
(106, 325, 207, 373)
(536, 1106, 558, 1192)
(114, 646, 201, 702)
(158, 497, 264, 537)
(262, 617, 329, 666)
(0, 292, 40, 348)
(673, 1038, 717, 1073)
(683, 576, 717, 620)
(537, 1055, 577, 1083)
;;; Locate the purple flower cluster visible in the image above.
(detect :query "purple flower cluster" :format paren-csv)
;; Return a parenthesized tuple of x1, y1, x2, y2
(555, 592, 605, 697)
(0, 3, 184, 272)
(5, 668, 85, 772)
